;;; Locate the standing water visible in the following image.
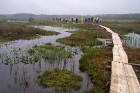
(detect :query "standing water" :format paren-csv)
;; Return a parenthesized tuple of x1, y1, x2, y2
(0, 26, 93, 93)
(123, 32, 140, 48)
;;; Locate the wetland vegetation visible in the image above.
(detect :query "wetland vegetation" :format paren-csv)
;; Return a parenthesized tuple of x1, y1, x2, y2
(0, 20, 140, 93)
(57, 23, 111, 46)
(38, 69, 82, 92)
(28, 43, 73, 61)
(53, 23, 113, 93)
(79, 47, 112, 93)
(0, 24, 93, 93)
(0, 22, 59, 42)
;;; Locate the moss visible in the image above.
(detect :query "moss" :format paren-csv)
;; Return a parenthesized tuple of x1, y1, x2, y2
(38, 70, 82, 92)
(80, 47, 112, 93)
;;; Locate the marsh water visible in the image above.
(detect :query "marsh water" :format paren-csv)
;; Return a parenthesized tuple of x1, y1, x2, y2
(0, 26, 93, 93)
(123, 33, 140, 48)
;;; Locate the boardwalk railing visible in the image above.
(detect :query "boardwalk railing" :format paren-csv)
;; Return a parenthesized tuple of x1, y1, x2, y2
(99, 25, 140, 93)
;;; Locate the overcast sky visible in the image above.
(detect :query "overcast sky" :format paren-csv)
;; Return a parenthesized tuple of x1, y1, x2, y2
(0, 0, 140, 15)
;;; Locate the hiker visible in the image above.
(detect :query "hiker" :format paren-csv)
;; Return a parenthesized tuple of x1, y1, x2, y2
(71, 18, 73, 22)
(80, 18, 84, 24)
(76, 18, 78, 23)
(68, 17, 71, 23)
(93, 17, 96, 24)
(95, 16, 100, 25)
(91, 17, 93, 23)
(65, 18, 68, 23)
(85, 18, 87, 23)
(88, 17, 90, 23)
(73, 18, 76, 23)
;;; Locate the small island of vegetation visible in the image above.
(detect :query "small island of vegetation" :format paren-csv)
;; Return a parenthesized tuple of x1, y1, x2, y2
(38, 70, 82, 92)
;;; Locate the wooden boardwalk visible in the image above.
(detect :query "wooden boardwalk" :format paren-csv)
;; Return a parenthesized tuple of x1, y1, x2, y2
(100, 25, 140, 93)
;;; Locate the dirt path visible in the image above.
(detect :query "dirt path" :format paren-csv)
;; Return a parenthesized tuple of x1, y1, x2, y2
(99, 25, 140, 93)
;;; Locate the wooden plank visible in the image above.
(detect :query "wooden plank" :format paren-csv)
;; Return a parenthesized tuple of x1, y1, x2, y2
(99, 25, 140, 93)
(124, 65, 140, 93)
(110, 62, 129, 93)
(118, 47, 128, 63)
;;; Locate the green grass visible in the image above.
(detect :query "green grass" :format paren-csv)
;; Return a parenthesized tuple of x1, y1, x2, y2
(79, 47, 112, 93)
(102, 20, 140, 35)
(38, 69, 82, 92)
(56, 23, 111, 46)
(0, 22, 59, 42)
(28, 43, 73, 62)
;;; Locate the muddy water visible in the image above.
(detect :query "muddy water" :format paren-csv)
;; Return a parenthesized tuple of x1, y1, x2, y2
(0, 26, 93, 93)
(123, 33, 140, 48)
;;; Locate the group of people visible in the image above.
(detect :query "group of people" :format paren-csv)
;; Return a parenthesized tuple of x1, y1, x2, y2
(52, 18, 79, 23)
(52, 16, 101, 25)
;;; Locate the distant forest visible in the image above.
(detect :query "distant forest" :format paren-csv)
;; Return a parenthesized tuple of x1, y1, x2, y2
(0, 13, 140, 20)
(100, 14, 140, 20)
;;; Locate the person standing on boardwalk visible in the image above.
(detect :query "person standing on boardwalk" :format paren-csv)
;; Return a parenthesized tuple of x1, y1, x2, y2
(95, 16, 100, 25)
(76, 18, 78, 23)
(91, 17, 93, 23)
(93, 17, 96, 24)
(71, 18, 74, 23)
(80, 18, 84, 24)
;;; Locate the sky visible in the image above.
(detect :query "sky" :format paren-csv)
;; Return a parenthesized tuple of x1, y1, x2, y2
(0, 0, 140, 15)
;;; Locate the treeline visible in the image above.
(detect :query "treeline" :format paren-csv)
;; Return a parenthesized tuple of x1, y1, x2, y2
(100, 14, 140, 20)
(0, 13, 140, 20)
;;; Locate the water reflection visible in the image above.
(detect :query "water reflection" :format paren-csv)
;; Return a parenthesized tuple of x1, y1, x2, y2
(0, 26, 93, 93)
(123, 33, 140, 48)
